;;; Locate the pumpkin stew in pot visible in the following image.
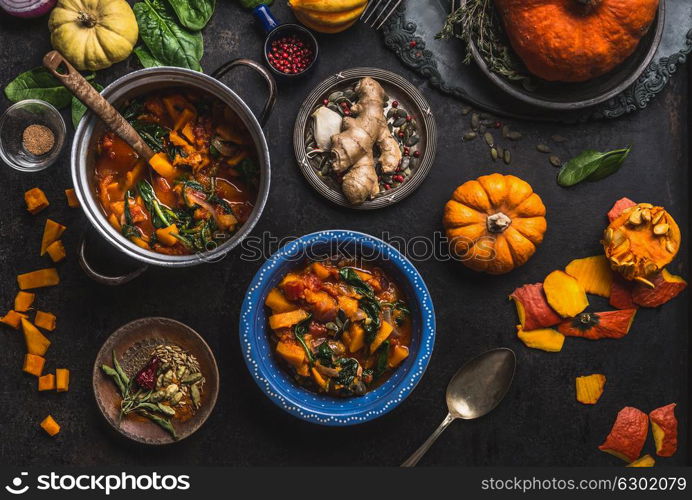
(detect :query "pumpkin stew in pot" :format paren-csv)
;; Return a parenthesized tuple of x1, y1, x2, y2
(265, 258, 412, 397)
(95, 88, 259, 255)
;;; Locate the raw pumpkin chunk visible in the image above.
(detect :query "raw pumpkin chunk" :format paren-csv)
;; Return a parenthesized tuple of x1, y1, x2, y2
(575, 374, 606, 405)
(348, 323, 365, 353)
(509, 283, 561, 330)
(269, 309, 310, 330)
(610, 276, 637, 310)
(558, 309, 636, 340)
(38, 373, 56, 391)
(65, 188, 80, 208)
(626, 455, 655, 467)
(265, 288, 297, 313)
(543, 270, 589, 317)
(149, 152, 178, 179)
(174, 107, 196, 130)
(46, 240, 66, 263)
(565, 255, 614, 298)
(337, 295, 359, 320)
(631, 269, 687, 308)
(311, 261, 331, 279)
(516, 326, 564, 352)
(370, 320, 394, 353)
(649, 403, 677, 457)
(40, 219, 66, 255)
(388, 345, 409, 368)
(607, 197, 636, 223)
(275, 341, 306, 368)
(17, 268, 60, 290)
(155, 224, 179, 246)
(23, 354, 45, 377)
(0, 310, 27, 329)
(24, 187, 49, 214)
(22, 318, 51, 356)
(14, 291, 35, 312)
(599, 406, 649, 462)
(34, 311, 56, 331)
(56, 368, 70, 392)
(311, 367, 329, 391)
(40, 415, 60, 436)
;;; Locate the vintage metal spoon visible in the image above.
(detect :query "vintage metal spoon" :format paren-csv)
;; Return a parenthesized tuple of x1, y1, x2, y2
(401, 348, 516, 467)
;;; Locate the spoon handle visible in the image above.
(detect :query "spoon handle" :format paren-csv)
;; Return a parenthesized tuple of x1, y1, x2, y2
(42, 50, 155, 161)
(401, 413, 456, 467)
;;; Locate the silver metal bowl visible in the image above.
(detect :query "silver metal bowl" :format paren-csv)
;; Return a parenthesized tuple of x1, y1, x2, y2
(72, 61, 275, 278)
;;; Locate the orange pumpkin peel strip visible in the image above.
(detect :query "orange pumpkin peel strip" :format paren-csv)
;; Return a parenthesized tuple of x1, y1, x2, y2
(558, 309, 636, 340)
(516, 326, 564, 352)
(575, 374, 606, 405)
(649, 403, 677, 457)
(565, 255, 614, 298)
(631, 269, 687, 308)
(543, 270, 589, 317)
(599, 406, 649, 463)
(626, 455, 655, 467)
(509, 283, 561, 330)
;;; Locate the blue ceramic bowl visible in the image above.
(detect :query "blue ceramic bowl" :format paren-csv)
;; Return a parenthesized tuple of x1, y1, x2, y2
(240, 230, 436, 426)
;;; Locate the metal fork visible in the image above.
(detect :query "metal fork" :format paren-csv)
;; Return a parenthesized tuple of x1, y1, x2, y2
(361, 0, 405, 30)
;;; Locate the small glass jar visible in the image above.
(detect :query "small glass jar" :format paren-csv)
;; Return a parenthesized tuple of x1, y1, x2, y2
(0, 99, 66, 172)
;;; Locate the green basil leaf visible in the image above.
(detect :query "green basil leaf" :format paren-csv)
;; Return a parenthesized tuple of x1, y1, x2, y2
(166, 0, 215, 31)
(134, 0, 204, 71)
(133, 45, 165, 68)
(4, 67, 93, 108)
(71, 82, 104, 128)
(557, 147, 631, 187)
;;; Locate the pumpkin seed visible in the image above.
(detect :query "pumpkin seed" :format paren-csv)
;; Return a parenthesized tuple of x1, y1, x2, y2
(327, 103, 339, 113)
(484, 132, 494, 147)
(551, 134, 567, 143)
(327, 91, 343, 102)
(471, 113, 480, 130)
(461, 105, 472, 115)
(463, 131, 477, 141)
(396, 109, 408, 118)
(640, 209, 652, 222)
(503, 149, 511, 165)
(393, 117, 407, 127)
(496, 146, 503, 159)
(549, 155, 562, 167)
(611, 229, 625, 247)
(628, 209, 643, 226)
(343, 89, 356, 100)
(406, 135, 419, 146)
(507, 131, 522, 141)
(536, 144, 551, 153)
(665, 240, 676, 253)
(653, 223, 669, 235)
(490, 147, 498, 161)
(652, 211, 664, 225)
(387, 109, 398, 119)
(502, 125, 510, 138)
(640, 203, 654, 209)
(604, 228, 613, 244)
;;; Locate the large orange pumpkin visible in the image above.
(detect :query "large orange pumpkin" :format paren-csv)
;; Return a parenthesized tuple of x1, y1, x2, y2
(494, 0, 660, 82)
(443, 173, 547, 274)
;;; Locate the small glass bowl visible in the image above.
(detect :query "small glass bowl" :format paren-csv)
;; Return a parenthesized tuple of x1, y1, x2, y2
(0, 99, 66, 172)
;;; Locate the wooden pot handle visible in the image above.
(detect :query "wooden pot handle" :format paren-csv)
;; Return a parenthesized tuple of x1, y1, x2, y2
(42, 50, 155, 161)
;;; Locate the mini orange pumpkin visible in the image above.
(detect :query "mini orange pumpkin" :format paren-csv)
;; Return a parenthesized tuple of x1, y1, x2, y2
(494, 0, 660, 82)
(443, 173, 547, 274)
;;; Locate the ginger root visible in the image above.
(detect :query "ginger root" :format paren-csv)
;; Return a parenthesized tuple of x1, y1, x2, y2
(330, 77, 402, 204)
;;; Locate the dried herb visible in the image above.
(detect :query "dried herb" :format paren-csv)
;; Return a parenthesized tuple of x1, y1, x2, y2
(557, 147, 631, 187)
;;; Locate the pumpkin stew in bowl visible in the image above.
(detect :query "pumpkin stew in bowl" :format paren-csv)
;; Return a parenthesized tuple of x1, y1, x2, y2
(95, 88, 259, 255)
(265, 258, 411, 397)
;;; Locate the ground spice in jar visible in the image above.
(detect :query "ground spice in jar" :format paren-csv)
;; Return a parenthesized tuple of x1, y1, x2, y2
(22, 124, 55, 156)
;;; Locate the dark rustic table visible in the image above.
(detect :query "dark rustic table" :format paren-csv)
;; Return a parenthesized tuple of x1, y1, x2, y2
(0, 2, 688, 466)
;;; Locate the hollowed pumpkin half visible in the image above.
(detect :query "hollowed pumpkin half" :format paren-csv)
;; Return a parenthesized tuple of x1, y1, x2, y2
(443, 173, 547, 274)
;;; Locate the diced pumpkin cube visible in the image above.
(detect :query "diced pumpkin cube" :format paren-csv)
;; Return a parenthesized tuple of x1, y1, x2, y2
(348, 323, 365, 353)
(14, 291, 35, 312)
(56, 368, 70, 392)
(40, 219, 67, 256)
(338, 295, 359, 320)
(370, 321, 394, 353)
(182, 122, 196, 143)
(34, 311, 56, 331)
(22, 318, 51, 356)
(279, 273, 301, 286)
(388, 345, 409, 368)
(1, 310, 27, 329)
(65, 188, 80, 208)
(107, 213, 122, 231)
(575, 374, 607, 405)
(124, 162, 145, 191)
(311, 367, 329, 391)
(297, 362, 310, 377)
(24, 187, 49, 214)
(38, 373, 55, 391)
(155, 224, 179, 246)
(130, 237, 150, 249)
(174, 108, 196, 130)
(269, 309, 309, 330)
(45, 240, 66, 263)
(148, 152, 178, 180)
(276, 341, 305, 368)
(265, 288, 297, 313)
(23, 353, 45, 377)
(311, 262, 331, 279)
(17, 268, 60, 290)
(40, 415, 60, 436)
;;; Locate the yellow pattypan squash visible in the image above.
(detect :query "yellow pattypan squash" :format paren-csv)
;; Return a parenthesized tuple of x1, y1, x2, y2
(48, 0, 139, 71)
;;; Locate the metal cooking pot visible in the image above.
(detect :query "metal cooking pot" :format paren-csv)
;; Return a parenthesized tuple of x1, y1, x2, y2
(71, 60, 276, 284)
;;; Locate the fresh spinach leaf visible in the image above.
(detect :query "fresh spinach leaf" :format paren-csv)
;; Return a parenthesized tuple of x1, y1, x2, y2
(166, 0, 215, 30)
(134, 0, 204, 71)
(293, 314, 314, 365)
(71, 82, 104, 128)
(316, 342, 333, 368)
(5, 67, 94, 108)
(335, 358, 359, 387)
(557, 147, 631, 187)
(374, 341, 390, 379)
(130, 121, 169, 152)
(138, 180, 173, 229)
(238, 0, 273, 8)
(339, 267, 375, 299)
(237, 158, 259, 188)
(360, 297, 381, 344)
(133, 45, 164, 68)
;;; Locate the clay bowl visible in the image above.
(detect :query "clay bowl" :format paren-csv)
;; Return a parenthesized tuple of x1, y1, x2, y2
(92, 317, 219, 445)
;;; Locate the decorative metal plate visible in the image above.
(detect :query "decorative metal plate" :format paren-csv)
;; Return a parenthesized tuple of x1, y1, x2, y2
(294, 68, 437, 209)
(382, 0, 692, 122)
